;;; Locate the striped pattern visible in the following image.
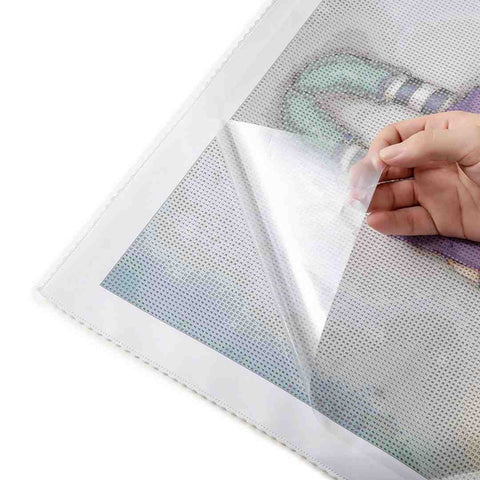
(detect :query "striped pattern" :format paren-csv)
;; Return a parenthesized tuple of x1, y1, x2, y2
(382, 75, 455, 113)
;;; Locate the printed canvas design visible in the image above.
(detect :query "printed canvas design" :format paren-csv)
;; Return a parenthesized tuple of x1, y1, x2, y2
(102, 2, 480, 478)
(283, 52, 480, 282)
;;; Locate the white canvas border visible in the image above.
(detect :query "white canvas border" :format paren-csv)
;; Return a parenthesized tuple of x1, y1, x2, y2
(38, 1, 425, 478)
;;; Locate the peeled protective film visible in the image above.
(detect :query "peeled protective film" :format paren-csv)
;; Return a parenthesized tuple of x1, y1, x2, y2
(218, 121, 380, 402)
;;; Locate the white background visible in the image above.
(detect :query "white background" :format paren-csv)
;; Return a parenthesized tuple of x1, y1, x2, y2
(0, 1, 330, 479)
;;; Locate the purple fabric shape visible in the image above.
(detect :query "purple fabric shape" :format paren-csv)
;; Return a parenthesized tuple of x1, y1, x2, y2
(395, 86, 480, 272)
(401, 235, 480, 271)
(449, 86, 480, 113)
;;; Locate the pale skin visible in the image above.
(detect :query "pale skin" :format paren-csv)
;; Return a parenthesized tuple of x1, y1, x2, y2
(365, 111, 480, 242)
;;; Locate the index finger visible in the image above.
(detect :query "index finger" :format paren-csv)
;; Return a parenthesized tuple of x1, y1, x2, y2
(366, 113, 454, 171)
(366, 117, 419, 167)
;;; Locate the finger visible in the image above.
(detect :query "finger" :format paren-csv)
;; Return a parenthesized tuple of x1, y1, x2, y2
(367, 206, 438, 236)
(366, 112, 469, 170)
(379, 127, 480, 168)
(388, 111, 472, 139)
(350, 159, 412, 208)
(349, 153, 383, 203)
(379, 166, 413, 182)
(365, 117, 434, 170)
(365, 124, 402, 170)
(368, 179, 418, 212)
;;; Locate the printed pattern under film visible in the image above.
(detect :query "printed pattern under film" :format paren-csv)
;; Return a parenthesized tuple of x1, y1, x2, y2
(103, 1, 480, 478)
(283, 52, 480, 277)
(102, 142, 309, 404)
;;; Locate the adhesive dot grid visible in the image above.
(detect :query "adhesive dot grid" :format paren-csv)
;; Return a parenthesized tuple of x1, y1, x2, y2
(102, 142, 309, 404)
(312, 226, 480, 478)
(103, 1, 480, 478)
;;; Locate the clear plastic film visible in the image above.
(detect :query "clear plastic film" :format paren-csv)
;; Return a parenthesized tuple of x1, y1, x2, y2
(218, 121, 380, 401)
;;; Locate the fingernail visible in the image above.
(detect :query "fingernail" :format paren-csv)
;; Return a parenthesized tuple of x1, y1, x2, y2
(380, 144, 404, 162)
(362, 153, 385, 172)
(372, 154, 386, 172)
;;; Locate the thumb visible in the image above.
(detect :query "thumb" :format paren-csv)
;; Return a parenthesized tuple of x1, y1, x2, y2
(379, 127, 480, 168)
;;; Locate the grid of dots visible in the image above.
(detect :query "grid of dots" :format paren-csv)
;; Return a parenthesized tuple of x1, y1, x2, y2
(312, 226, 480, 478)
(103, 1, 480, 478)
(102, 142, 308, 403)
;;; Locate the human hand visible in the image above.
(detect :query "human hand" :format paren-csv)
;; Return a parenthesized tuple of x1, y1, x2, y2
(365, 111, 480, 241)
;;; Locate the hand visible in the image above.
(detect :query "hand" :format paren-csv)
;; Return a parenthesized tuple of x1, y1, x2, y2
(365, 111, 480, 241)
